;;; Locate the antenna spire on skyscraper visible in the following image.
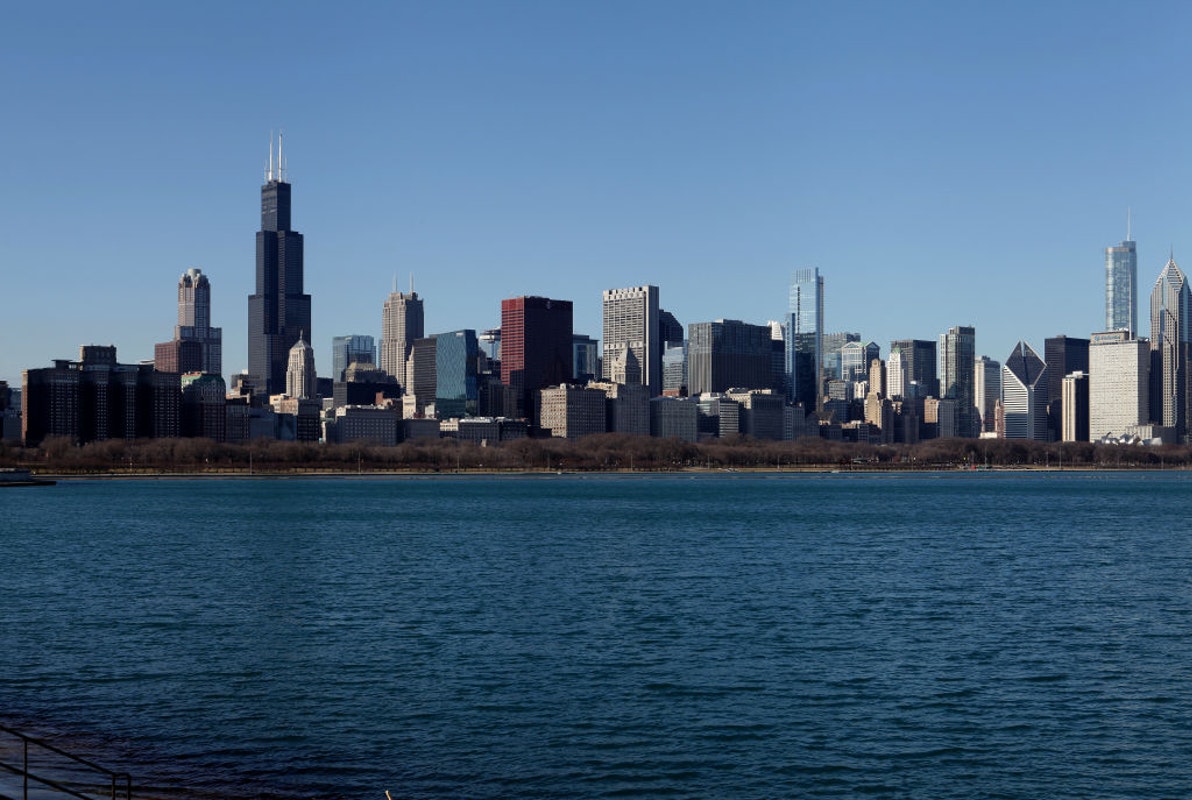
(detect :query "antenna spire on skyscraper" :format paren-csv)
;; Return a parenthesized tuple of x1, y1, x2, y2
(267, 130, 274, 182)
(1127, 207, 1132, 242)
(278, 131, 285, 182)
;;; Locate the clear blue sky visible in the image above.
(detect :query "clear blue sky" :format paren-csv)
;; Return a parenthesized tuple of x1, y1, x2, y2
(4, 1, 1191, 386)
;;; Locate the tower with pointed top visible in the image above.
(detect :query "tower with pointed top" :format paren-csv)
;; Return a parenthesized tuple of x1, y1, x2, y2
(286, 332, 316, 400)
(1149, 254, 1192, 439)
(248, 133, 311, 397)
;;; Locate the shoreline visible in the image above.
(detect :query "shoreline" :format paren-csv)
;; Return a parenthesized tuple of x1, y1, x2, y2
(24, 464, 1186, 480)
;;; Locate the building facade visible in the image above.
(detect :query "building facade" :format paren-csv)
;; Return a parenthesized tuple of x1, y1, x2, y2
(500, 296, 573, 421)
(156, 267, 222, 378)
(23, 347, 180, 446)
(889, 339, 939, 399)
(1089, 331, 1150, 441)
(1044, 335, 1089, 442)
(1061, 371, 1089, 442)
(538, 384, 606, 439)
(974, 355, 1001, 434)
(380, 291, 424, 391)
(1002, 341, 1048, 440)
(602, 285, 661, 396)
(687, 319, 774, 396)
(248, 135, 310, 396)
(1149, 256, 1192, 440)
(435, 329, 480, 419)
(1106, 233, 1137, 334)
(285, 335, 316, 400)
(331, 334, 376, 382)
(939, 326, 977, 437)
(786, 268, 824, 409)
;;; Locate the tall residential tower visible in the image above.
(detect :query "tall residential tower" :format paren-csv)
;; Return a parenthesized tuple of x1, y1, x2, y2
(248, 134, 310, 396)
(786, 268, 823, 410)
(1106, 217, 1137, 335)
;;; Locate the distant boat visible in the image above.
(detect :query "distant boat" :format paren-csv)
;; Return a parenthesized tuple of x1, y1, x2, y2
(0, 468, 56, 487)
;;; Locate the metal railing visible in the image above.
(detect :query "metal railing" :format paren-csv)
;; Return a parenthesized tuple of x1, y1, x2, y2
(0, 724, 131, 800)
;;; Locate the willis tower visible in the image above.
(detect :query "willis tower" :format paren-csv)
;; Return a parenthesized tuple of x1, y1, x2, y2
(248, 133, 310, 396)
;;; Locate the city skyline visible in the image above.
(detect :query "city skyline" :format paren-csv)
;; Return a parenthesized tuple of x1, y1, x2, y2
(6, 3, 1192, 386)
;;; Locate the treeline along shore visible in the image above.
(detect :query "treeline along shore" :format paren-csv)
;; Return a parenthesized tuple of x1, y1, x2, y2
(3, 434, 1191, 476)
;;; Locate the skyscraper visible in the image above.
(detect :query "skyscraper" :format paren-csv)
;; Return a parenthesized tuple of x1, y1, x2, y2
(686, 319, 774, 396)
(500, 296, 573, 421)
(248, 134, 310, 397)
(786, 268, 823, 410)
(1089, 330, 1149, 441)
(1106, 221, 1137, 334)
(331, 334, 376, 382)
(380, 291, 424, 392)
(939, 326, 977, 437)
(974, 355, 1001, 433)
(1002, 341, 1048, 440)
(889, 339, 938, 399)
(1149, 255, 1192, 439)
(155, 267, 223, 377)
(286, 334, 316, 400)
(1044, 335, 1089, 442)
(602, 285, 661, 395)
(435, 329, 480, 419)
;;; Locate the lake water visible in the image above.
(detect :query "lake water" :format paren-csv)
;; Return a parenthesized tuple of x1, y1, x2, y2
(2, 472, 1192, 799)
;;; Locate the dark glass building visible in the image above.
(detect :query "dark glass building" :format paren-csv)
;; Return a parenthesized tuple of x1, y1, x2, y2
(889, 339, 939, 399)
(435, 329, 480, 419)
(687, 319, 774, 396)
(1044, 335, 1089, 442)
(248, 135, 310, 397)
(500, 296, 573, 421)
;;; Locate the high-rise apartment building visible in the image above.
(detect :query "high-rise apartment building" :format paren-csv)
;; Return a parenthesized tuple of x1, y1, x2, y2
(974, 355, 1001, 433)
(1149, 256, 1192, 440)
(686, 320, 775, 396)
(248, 135, 310, 396)
(380, 291, 424, 391)
(1089, 330, 1149, 441)
(602, 285, 660, 395)
(1106, 225, 1137, 334)
(1044, 335, 1089, 442)
(155, 268, 223, 377)
(500, 296, 573, 421)
(786, 268, 824, 410)
(1002, 341, 1048, 440)
(939, 326, 977, 437)
(331, 335, 376, 382)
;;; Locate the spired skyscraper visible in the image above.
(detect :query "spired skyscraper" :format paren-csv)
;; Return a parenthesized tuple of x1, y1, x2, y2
(380, 289, 425, 393)
(248, 134, 310, 397)
(785, 268, 824, 411)
(1149, 254, 1192, 440)
(1105, 216, 1137, 335)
